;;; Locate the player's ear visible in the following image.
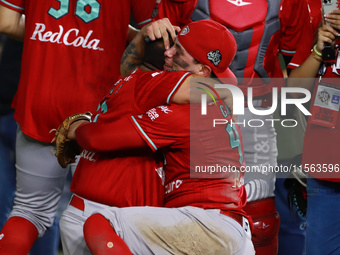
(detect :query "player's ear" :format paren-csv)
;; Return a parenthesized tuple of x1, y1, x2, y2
(197, 64, 212, 78)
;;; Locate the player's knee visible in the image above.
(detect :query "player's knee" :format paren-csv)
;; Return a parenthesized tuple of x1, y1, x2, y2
(84, 214, 132, 255)
(9, 206, 52, 237)
(83, 214, 108, 244)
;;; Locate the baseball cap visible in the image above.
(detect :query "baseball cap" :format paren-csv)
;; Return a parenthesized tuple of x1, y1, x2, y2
(177, 19, 237, 79)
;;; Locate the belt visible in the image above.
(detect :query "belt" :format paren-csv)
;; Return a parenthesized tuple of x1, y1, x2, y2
(220, 211, 244, 227)
(70, 195, 85, 211)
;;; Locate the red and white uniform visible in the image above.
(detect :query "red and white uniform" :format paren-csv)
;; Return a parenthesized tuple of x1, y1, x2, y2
(0, 0, 159, 244)
(0, 0, 157, 143)
(59, 69, 193, 255)
(130, 103, 248, 217)
(71, 68, 192, 206)
(89, 103, 254, 254)
(151, 2, 310, 254)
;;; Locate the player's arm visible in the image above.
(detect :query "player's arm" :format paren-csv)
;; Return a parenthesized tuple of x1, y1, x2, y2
(172, 74, 234, 103)
(0, 5, 25, 41)
(120, 18, 180, 77)
(127, 25, 139, 43)
(288, 18, 339, 97)
(72, 105, 184, 153)
(171, 74, 236, 119)
(67, 119, 148, 152)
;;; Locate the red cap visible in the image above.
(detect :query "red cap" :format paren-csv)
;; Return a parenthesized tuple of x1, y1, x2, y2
(177, 19, 237, 79)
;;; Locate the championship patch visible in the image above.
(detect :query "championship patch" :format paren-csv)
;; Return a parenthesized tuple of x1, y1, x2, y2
(180, 26, 189, 35)
(207, 50, 222, 67)
(310, 82, 340, 128)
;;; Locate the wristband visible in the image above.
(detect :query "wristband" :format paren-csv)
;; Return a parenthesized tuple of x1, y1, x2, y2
(313, 44, 322, 57)
(311, 50, 323, 62)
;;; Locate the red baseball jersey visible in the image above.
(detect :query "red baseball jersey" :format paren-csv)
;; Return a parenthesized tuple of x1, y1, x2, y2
(70, 68, 192, 206)
(0, 0, 157, 143)
(129, 103, 248, 216)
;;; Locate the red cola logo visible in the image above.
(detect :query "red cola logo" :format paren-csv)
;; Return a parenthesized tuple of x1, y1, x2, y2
(30, 23, 103, 51)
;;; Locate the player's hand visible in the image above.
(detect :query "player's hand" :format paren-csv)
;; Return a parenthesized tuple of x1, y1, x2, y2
(67, 120, 89, 140)
(50, 112, 92, 168)
(316, 11, 340, 52)
(141, 18, 180, 50)
(324, 9, 340, 31)
(316, 23, 338, 51)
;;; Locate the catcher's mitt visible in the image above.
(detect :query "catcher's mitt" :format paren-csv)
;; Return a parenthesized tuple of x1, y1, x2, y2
(50, 112, 92, 168)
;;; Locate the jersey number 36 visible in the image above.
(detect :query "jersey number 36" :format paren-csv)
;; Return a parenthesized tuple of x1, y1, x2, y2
(48, 0, 101, 23)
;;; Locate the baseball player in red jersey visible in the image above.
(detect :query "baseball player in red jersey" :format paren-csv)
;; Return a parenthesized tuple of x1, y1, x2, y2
(0, 0, 158, 254)
(150, 1, 315, 253)
(83, 103, 254, 255)
(60, 67, 196, 255)
(56, 19, 248, 254)
(72, 20, 255, 254)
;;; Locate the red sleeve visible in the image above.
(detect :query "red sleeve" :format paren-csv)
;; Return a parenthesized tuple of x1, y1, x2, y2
(131, 0, 157, 28)
(279, 0, 314, 57)
(280, 0, 320, 70)
(75, 119, 148, 152)
(0, 0, 24, 13)
(129, 104, 189, 152)
(134, 70, 192, 112)
(75, 104, 189, 153)
(287, 43, 313, 70)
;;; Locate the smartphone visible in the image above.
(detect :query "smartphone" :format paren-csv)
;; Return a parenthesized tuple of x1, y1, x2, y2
(322, 0, 339, 15)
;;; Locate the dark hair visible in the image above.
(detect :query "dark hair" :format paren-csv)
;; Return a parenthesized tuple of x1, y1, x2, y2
(210, 71, 218, 79)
